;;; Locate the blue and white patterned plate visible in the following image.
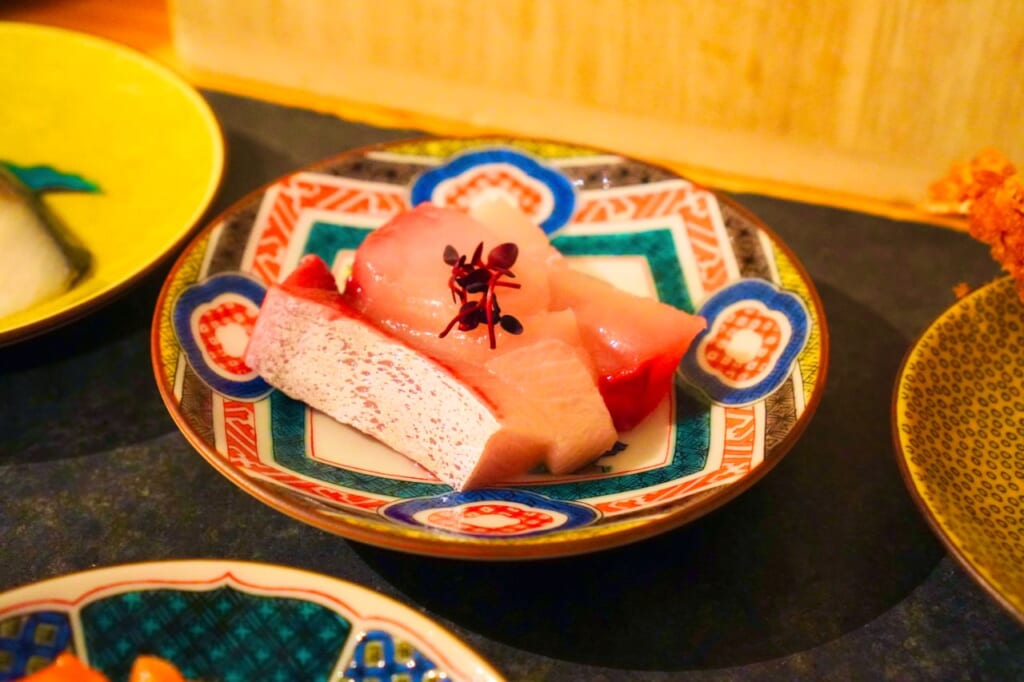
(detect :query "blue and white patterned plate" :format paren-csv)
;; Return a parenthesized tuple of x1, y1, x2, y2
(153, 137, 828, 559)
(0, 560, 501, 681)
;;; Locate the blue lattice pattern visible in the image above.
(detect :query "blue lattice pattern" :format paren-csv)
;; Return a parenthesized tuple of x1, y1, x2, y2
(81, 587, 351, 681)
(0, 611, 73, 681)
(343, 630, 447, 682)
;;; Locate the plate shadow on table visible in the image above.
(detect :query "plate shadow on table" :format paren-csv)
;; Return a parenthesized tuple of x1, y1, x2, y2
(0, 264, 175, 464)
(215, 129, 297, 215)
(354, 280, 946, 671)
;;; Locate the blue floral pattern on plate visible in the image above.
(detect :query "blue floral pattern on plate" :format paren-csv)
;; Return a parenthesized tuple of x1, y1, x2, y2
(383, 489, 600, 538)
(681, 278, 810, 405)
(410, 148, 576, 234)
(172, 273, 271, 401)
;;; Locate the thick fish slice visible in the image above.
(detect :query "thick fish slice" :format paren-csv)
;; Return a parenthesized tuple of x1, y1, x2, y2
(346, 202, 551, 339)
(246, 255, 548, 490)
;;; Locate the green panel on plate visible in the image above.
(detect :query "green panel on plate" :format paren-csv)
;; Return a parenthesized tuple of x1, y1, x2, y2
(81, 587, 350, 682)
(304, 222, 371, 265)
(551, 229, 696, 312)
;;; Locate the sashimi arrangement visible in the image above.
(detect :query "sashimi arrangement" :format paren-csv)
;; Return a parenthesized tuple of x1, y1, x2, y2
(245, 200, 705, 490)
(155, 137, 826, 557)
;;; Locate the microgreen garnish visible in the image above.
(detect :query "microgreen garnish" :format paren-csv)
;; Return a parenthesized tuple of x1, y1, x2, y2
(439, 241, 524, 349)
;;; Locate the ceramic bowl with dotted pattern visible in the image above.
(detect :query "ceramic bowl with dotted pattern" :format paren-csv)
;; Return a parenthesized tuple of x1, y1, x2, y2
(894, 275, 1024, 624)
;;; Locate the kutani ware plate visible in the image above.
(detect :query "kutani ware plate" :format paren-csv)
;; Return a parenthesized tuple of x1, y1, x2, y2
(0, 23, 223, 345)
(894, 276, 1024, 623)
(0, 560, 502, 681)
(152, 137, 828, 559)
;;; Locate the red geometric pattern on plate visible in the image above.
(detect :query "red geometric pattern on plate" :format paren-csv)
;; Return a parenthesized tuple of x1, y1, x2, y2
(250, 175, 407, 285)
(437, 168, 544, 219)
(423, 504, 557, 535)
(222, 399, 260, 463)
(220, 399, 386, 511)
(197, 301, 259, 376)
(703, 305, 782, 383)
(594, 408, 757, 514)
(722, 407, 758, 457)
(575, 184, 730, 291)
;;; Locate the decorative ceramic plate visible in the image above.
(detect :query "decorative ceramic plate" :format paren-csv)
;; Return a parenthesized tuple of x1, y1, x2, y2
(0, 22, 223, 345)
(0, 560, 501, 681)
(894, 275, 1024, 624)
(152, 137, 828, 559)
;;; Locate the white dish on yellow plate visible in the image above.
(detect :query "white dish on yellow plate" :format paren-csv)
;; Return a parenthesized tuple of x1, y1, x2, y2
(0, 22, 223, 345)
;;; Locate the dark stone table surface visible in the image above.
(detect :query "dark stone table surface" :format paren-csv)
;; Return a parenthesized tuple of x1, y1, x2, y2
(2, 91, 1022, 681)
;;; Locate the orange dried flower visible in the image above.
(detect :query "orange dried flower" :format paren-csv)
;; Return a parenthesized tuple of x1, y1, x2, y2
(927, 147, 1017, 214)
(968, 173, 1024, 301)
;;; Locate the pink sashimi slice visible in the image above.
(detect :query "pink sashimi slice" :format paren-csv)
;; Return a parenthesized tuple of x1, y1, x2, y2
(344, 203, 617, 474)
(245, 255, 548, 490)
(345, 202, 552, 339)
(472, 198, 707, 431)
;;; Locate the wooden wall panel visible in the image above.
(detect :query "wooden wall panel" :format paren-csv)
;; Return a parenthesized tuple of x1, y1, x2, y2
(170, 0, 1023, 213)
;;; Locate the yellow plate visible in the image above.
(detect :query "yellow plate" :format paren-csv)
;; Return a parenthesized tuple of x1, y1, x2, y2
(894, 275, 1024, 624)
(0, 22, 223, 345)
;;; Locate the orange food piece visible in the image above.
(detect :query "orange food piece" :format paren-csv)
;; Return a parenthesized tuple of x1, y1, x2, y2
(18, 653, 107, 682)
(19, 653, 188, 682)
(128, 655, 187, 682)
